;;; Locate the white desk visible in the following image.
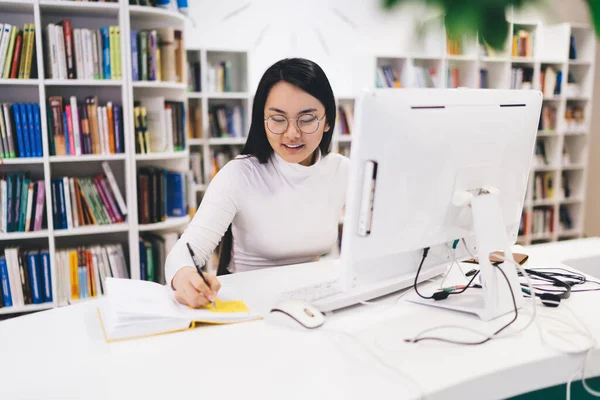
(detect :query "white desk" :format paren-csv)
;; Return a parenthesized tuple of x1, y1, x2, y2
(1, 238, 600, 400)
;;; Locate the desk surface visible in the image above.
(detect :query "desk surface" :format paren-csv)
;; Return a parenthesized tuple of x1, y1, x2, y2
(1, 238, 600, 400)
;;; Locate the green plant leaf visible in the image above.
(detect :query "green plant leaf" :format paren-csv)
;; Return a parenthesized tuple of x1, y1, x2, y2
(586, 0, 600, 38)
(381, 0, 549, 51)
(479, 5, 510, 50)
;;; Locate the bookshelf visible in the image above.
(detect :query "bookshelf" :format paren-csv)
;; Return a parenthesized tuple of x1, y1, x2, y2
(373, 19, 595, 246)
(186, 48, 251, 211)
(186, 48, 255, 270)
(0, 0, 188, 314)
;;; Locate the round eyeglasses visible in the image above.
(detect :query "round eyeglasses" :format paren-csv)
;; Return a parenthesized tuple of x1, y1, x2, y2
(264, 113, 326, 135)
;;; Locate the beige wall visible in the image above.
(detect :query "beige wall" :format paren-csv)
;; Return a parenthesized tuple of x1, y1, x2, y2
(522, 0, 600, 236)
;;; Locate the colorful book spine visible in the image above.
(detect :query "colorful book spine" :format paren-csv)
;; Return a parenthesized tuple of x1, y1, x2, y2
(18, 104, 31, 157)
(100, 27, 111, 80)
(32, 104, 43, 157)
(17, 24, 29, 79)
(27, 252, 42, 304)
(9, 32, 22, 79)
(23, 24, 35, 79)
(40, 251, 51, 302)
(113, 103, 123, 154)
(62, 111, 69, 156)
(131, 30, 138, 81)
(25, 104, 35, 158)
(18, 177, 28, 232)
(0, 24, 12, 78)
(114, 26, 121, 80)
(0, 257, 12, 307)
(33, 180, 45, 231)
(2, 26, 17, 79)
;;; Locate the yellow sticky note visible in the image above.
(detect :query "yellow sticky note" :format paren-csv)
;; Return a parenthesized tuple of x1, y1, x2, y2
(203, 298, 249, 313)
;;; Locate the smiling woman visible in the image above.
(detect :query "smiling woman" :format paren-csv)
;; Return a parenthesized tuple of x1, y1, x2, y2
(165, 58, 350, 309)
(264, 81, 330, 166)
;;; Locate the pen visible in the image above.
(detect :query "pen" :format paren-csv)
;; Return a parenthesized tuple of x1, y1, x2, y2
(186, 242, 216, 308)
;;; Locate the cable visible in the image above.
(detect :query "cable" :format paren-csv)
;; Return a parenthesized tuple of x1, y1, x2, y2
(405, 246, 539, 345)
(413, 247, 433, 299)
(406, 265, 518, 345)
(413, 246, 478, 301)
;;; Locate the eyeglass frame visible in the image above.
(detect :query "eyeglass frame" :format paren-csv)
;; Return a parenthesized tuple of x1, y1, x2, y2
(263, 112, 327, 135)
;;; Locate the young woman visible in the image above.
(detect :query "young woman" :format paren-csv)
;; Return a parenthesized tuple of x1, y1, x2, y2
(165, 58, 350, 308)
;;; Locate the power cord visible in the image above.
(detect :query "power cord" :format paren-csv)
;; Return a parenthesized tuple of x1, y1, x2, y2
(405, 264, 518, 345)
(405, 244, 539, 345)
(413, 246, 480, 301)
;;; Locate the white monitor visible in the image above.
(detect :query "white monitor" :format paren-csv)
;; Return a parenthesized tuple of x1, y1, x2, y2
(315, 88, 542, 317)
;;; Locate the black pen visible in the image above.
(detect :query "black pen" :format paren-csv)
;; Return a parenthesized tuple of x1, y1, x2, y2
(186, 242, 216, 308)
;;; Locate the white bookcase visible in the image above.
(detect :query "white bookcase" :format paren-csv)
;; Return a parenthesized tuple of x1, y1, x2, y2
(0, 0, 189, 315)
(371, 19, 595, 246)
(185, 50, 250, 190)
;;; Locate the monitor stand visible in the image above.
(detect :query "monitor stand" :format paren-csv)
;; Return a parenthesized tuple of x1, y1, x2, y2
(407, 190, 525, 321)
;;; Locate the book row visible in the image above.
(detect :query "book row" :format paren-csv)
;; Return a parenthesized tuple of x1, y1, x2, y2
(139, 232, 178, 284)
(45, 22, 121, 80)
(137, 168, 187, 225)
(0, 23, 36, 80)
(205, 60, 234, 93)
(511, 67, 534, 90)
(533, 172, 554, 201)
(512, 29, 534, 58)
(48, 96, 124, 156)
(133, 98, 186, 153)
(51, 163, 127, 230)
(55, 244, 127, 305)
(0, 248, 51, 308)
(0, 103, 44, 158)
(337, 104, 354, 135)
(208, 105, 244, 138)
(375, 65, 401, 88)
(131, 28, 185, 83)
(0, 176, 46, 233)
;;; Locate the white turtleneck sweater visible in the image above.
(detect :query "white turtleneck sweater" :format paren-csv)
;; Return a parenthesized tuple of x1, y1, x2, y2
(164, 151, 350, 285)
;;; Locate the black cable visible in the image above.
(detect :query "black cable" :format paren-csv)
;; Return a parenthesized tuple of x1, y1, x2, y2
(406, 265, 518, 346)
(413, 247, 433, 299)
(414, 247, 481, 300)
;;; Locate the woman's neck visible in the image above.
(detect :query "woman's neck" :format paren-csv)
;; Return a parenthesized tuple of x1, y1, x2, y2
(300, 150, 318, 167)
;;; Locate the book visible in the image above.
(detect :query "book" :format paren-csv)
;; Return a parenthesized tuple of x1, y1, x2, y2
(97, 278, 260, 342)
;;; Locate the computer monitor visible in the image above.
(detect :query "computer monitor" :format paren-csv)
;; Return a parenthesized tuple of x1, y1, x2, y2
(315, 88, 542, 320)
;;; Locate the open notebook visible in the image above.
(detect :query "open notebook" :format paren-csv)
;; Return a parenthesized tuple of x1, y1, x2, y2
(98, 278, 261, 342)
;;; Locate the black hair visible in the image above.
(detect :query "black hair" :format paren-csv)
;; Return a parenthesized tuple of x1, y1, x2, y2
(216, 58, 336, 276)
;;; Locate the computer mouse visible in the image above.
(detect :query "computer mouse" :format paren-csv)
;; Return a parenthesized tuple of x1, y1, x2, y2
(269, 300, 325, 329)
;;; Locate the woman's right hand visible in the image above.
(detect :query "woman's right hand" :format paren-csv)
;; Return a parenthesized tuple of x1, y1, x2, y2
(172, 266, 221, 308)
